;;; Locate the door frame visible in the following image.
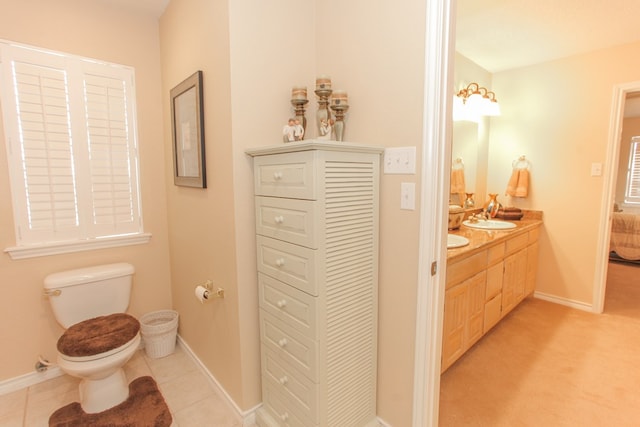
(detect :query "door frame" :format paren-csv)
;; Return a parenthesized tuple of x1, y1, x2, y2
(593, 81, 640, 313)
(412, 0, 456, 425)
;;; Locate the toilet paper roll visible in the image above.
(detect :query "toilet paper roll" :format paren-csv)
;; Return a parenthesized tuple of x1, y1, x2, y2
(194, 285, 209, 303)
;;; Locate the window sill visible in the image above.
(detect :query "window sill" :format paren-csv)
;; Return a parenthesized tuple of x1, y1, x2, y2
(4, 233, 152, 260)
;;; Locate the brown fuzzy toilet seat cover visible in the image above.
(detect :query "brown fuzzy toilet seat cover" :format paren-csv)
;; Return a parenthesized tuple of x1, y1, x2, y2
(57, 313, 140, 357)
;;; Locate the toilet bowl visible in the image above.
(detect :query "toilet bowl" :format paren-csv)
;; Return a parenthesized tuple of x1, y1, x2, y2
(44, 263, 140, 413)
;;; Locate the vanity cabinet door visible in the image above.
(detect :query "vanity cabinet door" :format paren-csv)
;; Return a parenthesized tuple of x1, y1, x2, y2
(526, 241, 539, 296)
(466, 271, 486, 348)
(442, 283, 468, 372)
(441, 271, 486, 372)
(502, 248, 527, 317)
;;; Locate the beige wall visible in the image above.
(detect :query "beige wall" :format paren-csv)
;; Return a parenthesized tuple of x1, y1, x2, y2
(488, 42, 640, 304)
(0, 0, 172, 380)
(159, 0, 427, 423)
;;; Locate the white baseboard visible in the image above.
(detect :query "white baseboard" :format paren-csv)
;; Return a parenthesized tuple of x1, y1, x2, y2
(533, 291, 594, 312)
(176, 335, 259, 427)
(0, 365, 64, 396)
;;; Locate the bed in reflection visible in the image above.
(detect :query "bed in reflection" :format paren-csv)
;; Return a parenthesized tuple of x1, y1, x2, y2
(610, 212, 640, 262)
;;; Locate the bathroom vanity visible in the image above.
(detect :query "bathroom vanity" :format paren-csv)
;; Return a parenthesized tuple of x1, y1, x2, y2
(442, 214, 542, 372)
(246, 140, 382, 427)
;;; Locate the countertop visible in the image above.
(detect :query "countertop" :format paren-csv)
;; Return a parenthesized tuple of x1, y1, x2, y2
(446, 211, 543, 263)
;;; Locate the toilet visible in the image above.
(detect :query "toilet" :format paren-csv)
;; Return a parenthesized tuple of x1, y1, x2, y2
(44, 263, 140, 414)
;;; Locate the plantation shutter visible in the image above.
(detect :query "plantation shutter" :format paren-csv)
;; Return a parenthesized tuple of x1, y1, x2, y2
(83, 66, 140, 237)
(626, 137, 640, 204)
(1, 41, 142, 247)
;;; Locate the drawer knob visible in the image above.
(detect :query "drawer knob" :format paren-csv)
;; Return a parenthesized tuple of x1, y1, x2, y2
(273, 171, 283, 180)
(274, 215, 284, 224)
(280, 412, 289, 421)
(278, 338, 288, 347)
(279, 375, 288, 385)
(275, 258, 285, 267)
(277, 299, 287, 308)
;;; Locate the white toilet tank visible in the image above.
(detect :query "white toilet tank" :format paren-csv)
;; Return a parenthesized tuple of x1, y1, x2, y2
(44, 263, 135, 328)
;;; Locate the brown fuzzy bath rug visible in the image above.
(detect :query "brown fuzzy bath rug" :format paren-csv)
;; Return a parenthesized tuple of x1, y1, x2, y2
(49, 376, 172, 427)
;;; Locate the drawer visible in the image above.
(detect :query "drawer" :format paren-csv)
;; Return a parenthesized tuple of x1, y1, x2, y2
(505, 232, 528, 255)
(528, 227, 540, 243)
(261, 382, 313, 427)
(262, 347, 319, 424)
(446, 251, 487, 289)
(255, 196, 318, 248)
(259, 273, 318, 339)
(484, 293, 502, 333)
(253, 151, 316, 199)
(487, 243, 505, 266)
(485, 262, 503, 300)
(256, 235, 318, 296)
(260, 310, 318, 382)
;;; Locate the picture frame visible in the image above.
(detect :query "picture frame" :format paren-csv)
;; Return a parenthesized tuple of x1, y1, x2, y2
(170, 70, 206, 188)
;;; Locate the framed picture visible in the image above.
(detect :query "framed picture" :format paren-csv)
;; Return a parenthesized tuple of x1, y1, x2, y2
(170, 70, 206, 188)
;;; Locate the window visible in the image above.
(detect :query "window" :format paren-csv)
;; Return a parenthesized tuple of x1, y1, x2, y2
(625, 137, 640, 205)
(1, 40, 149, 259)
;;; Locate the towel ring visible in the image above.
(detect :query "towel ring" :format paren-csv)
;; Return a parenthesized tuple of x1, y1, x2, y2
(512, 155, 531, 170)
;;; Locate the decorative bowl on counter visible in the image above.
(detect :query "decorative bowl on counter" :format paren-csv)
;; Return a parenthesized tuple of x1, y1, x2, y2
(448, 205, 466, 230)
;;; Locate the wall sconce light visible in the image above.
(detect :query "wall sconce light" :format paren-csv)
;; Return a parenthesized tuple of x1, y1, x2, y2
(453, 82, 500, 122)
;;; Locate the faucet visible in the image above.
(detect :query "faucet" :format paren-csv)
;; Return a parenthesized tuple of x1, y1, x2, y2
(469, 211, 490, 223)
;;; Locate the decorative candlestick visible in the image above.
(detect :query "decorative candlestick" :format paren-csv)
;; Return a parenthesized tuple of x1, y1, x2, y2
(290, 86, 308, 139)
(330, 90, 349, 141)
(315, 75, 332, 137)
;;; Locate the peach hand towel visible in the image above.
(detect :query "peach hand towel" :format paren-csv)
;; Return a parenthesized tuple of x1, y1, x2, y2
(450, 168, 465, 194)
(506, 169, 529, 197)
(515, 169, 529, 197)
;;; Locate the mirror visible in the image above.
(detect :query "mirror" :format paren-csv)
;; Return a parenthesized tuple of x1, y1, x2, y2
(451, 53, 492, 209)
(451, 120, 480, 207)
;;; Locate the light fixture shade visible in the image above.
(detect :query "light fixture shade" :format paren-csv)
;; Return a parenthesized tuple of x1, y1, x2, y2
(465, 93, 484, 116)
(485, 101, 501, 116)
(453, 95, 480, 122)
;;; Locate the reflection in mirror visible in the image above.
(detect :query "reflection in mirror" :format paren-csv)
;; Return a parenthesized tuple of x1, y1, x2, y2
(449, 121, 484, 206)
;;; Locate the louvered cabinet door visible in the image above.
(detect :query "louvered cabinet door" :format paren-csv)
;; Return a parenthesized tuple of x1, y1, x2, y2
(248, 141, 382, 427)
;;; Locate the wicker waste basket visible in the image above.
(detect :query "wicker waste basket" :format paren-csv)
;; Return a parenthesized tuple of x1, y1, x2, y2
(140, 310, 179, 359)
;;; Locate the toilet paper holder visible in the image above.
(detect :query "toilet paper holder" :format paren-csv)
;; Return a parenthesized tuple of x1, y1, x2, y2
(201, 280, 225, 299)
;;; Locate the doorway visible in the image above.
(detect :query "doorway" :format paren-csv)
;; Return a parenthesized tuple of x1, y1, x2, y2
(593, 82, 640, 313)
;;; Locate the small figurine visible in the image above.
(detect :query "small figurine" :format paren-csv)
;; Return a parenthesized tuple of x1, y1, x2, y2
(293, 118, 304, 141)
(318, 118, 334, 140)
(282, 118, 296, 143)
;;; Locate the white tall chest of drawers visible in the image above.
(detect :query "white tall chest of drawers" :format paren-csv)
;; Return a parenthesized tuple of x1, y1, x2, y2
(246, 140, 382, 427)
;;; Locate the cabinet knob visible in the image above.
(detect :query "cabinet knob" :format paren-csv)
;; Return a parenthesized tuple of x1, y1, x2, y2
(275, 258, 285, 267)
(278, 338, 288, 347)
(279, 375, 288, 385)
(273, 171, 283, 180)
(274, 215, 284, 224)
(280, 412, 289, 421)
(277, 299, 287, 308)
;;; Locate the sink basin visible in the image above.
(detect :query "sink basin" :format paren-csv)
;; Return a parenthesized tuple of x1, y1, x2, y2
(462, 219, 517, 230)
(447, 234, 470, 249)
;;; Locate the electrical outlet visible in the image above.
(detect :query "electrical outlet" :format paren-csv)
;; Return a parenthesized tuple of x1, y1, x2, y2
(384, 147, 416, 174)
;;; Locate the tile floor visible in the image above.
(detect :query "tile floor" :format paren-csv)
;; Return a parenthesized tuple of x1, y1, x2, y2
(0, 345, 248, 427)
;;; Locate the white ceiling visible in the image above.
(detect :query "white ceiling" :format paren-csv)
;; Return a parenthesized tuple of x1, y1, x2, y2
(456, 0, 640, 73)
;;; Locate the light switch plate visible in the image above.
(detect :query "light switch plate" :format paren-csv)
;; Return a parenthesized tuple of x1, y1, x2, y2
(384, 147, 417, 174)
(591, 162, 602, 176)
(401, 182, 416, 210)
